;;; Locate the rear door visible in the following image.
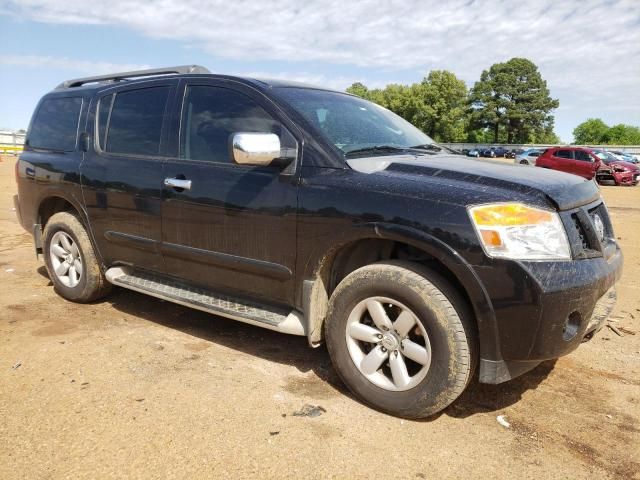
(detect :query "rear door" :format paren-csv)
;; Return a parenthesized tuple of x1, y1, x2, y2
(572, 149, 597, 179)
(160, 79, 300, 306)
(81, 79, 176, 271)
(551, 149, 577, 175)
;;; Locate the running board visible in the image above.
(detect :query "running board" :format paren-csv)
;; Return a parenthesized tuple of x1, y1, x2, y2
(105, 267, 306, 336)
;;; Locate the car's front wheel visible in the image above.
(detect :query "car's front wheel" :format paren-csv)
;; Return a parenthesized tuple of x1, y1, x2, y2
(325, 261, 476, 418)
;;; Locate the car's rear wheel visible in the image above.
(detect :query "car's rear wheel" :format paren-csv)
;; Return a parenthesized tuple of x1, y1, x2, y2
(325, 261, 476, 418)
(43, 211, 111, 303)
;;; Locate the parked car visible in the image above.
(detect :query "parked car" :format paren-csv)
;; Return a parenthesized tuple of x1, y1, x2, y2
(492, 146, 507, 157)
(608, 150, 639, 164)
(536, 146, 639, 185)
(14, 66, 622, 419)
(505, 149, 522, 159)
(514, 149, 541, 165)
(593, 150, 640, 186)
(467, 148, 480, 157)
(480, 148, 496, 158)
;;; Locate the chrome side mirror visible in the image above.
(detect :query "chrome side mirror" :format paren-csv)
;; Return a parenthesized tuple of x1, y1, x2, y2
(231, 132, 281, 166)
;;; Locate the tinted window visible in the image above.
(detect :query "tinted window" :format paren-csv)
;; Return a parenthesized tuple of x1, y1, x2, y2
(528, 151, 541, 157)
(28, 97, 82, 151)
(276, 88, 435, 155)
(574, 150, 592, 162)
(555, 150, 573, 159)
(180, 86, 280, 163)
(106, 87, 170, 156)
(97, 94, 114, 151)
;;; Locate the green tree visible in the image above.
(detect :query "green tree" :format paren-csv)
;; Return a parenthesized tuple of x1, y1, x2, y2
(533, 127, 561, 144)
(604, 124, 640, 145)
(572, 119, 640, 145)
(347, 82, 424, 127)
(469, 58, 559, 143)
(346, 82, 370, 99)
(420, 70, 468, 142)
(465, 128, 496, 143)
(572, 118, 610, 144)
(346, 70, 468, 142)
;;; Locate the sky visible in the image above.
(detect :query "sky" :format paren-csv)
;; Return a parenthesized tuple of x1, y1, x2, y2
(0, 0, 639, 143)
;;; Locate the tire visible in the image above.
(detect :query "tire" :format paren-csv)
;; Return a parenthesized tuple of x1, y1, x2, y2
(43, 211, 112, 303)
(325, 261, 476, 419)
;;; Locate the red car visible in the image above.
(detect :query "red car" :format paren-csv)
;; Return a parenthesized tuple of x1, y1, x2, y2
(536, 146, 639, 185)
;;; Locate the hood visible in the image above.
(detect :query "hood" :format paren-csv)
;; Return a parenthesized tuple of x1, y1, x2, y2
(609, 160, 639, 171)
(347, 153, 600, 211)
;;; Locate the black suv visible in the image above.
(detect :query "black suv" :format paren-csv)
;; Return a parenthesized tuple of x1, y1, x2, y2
(14, 65, 622, 418)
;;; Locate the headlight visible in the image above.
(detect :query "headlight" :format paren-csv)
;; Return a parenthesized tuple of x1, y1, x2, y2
(468, 203, 571, 261)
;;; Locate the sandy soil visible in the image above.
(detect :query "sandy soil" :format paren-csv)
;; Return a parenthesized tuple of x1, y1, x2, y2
(0, 154, 638, 479)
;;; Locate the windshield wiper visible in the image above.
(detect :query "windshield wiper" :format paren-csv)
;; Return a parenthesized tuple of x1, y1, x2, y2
(344, 145, 409, 157)
(409, 143, 443, 153)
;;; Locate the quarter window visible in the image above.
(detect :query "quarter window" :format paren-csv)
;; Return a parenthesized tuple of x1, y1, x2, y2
(97, 94, 114, 151)
(28, 97, 82, 152)
(104, 87, 170, 156)
(180, 86, 281, 163)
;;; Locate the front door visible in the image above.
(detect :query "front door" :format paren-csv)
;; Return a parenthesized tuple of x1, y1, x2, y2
(160, 80, 299, 306)
(81, 80, 176, 271)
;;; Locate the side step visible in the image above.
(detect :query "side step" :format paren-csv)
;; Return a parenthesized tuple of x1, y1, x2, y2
(105, 267, 306, 336)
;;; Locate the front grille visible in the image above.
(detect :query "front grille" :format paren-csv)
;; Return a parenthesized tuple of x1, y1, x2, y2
(563, 200, 615, 259)
(572, 215, 590, 250)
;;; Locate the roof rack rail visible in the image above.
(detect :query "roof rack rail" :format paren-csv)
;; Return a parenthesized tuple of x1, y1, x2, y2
(55, 65, 211, 89)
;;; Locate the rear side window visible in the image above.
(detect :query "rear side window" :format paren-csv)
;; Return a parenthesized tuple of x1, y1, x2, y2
(555, 150, 573, 159)
(574, 150, 592, 162)
(104, 87, 170, 156)
(28, 97, 82, 151)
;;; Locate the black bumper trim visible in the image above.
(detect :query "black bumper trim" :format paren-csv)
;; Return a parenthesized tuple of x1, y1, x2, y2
(478, 358, 541, 384)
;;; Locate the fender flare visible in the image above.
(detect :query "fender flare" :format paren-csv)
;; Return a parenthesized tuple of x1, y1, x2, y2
(302, 222, 502, 361)
(32, 187, 105, 266)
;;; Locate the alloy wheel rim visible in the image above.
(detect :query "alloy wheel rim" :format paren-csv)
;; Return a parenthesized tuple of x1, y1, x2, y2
(345, 296, 432, 392)
(49, 231, 83, 288)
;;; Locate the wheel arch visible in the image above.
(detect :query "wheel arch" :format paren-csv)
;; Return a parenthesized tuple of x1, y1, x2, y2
(34, 191, 104, 266)
(302, 223, 500, 362)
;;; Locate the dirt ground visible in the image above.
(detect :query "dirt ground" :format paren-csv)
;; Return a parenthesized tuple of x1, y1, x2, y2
(0, 154, 638, 479)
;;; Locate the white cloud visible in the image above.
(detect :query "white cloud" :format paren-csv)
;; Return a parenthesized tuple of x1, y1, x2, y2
(230, 71, 395, 92)
(0, 55, 150, 75)
(2, 0, 639, 138)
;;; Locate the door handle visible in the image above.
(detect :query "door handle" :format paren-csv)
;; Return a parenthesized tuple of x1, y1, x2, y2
(164, 177, 192, 190)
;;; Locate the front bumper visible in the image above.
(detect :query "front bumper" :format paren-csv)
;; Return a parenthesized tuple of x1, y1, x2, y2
(612, 170, 639, 185)
(475, 243, 622, 384)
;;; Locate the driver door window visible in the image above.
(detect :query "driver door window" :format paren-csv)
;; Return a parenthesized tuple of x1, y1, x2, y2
(574, 150, 592, 162)
(555, 150, 573, 160)
(180, 86, 280, 163)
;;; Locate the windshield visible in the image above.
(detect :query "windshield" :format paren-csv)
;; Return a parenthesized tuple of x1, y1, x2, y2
(275, 88, 437, 155)
(593, 150, 616, 164)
